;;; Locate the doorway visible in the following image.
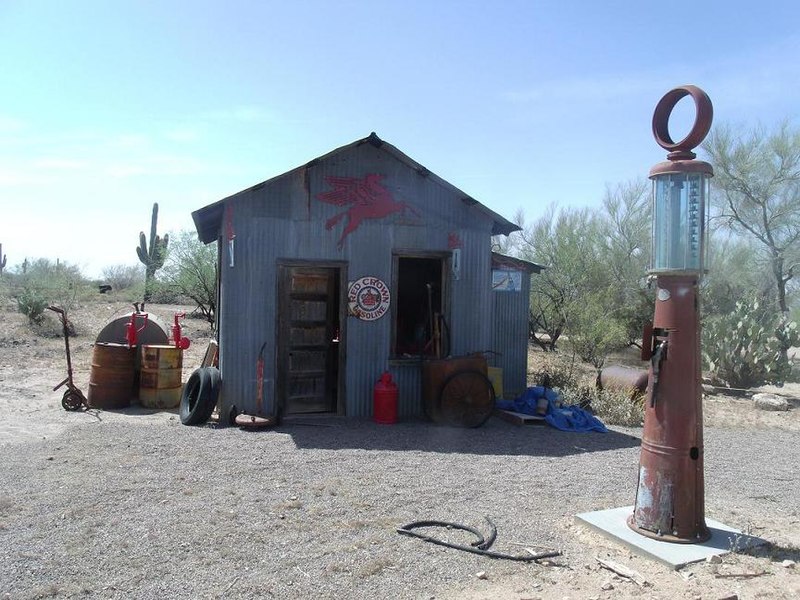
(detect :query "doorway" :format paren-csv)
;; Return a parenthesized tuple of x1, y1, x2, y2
(277, 264, 344, 416)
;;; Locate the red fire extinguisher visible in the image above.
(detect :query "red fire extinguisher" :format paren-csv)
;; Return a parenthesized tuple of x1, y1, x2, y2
(373, 371, 398, 424)
(172, 313, 191, 350)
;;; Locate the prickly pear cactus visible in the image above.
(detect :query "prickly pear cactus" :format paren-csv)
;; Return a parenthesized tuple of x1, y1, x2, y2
(702, 298, 799, 388)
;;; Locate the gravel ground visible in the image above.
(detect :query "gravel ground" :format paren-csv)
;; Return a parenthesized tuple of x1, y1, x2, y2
(1, 414, 799, 599)
(1, 300, 799, 599)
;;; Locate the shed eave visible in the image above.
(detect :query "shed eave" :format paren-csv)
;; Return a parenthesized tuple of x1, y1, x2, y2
(491, 252, 545, 273)
(191, 201, 225, 244)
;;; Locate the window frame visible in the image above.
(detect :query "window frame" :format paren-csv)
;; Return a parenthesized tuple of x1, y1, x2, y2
(389, 249, 451, 363)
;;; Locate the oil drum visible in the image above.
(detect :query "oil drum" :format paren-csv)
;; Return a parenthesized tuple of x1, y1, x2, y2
(139, 345, 183, 409)
(88, 343, 136, 409)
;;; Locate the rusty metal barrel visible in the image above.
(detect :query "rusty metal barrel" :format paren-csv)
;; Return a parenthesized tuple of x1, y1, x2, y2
(139, 345, 183, 409)
(597, 365, 648, 401)
(88, 343, 136, 409)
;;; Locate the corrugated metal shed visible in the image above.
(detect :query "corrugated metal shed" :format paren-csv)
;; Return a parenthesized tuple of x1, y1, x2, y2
(192, 132, 536, 422)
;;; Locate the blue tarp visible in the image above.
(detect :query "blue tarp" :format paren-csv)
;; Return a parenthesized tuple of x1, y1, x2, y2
(496, 386, 608, 433)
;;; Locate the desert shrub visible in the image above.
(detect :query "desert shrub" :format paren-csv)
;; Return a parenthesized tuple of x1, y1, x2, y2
(559, 385, 643, 427)
(13, 259, 91, 311)
(9, 259, 90, 330)
(588, 387, 644, 427)
(702, 298, 800, 388)
(101, 264, 144, 291)
(16, 287, 48, 324)
(146, 279, 181, 304)
(529, 354, 578, 390)
(0, 276, 13, 309)
(33, 312, 77, 338)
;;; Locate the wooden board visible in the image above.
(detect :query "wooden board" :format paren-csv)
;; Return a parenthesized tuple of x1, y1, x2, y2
(493, 408, 546, 426)
(201, 340, 218, 368)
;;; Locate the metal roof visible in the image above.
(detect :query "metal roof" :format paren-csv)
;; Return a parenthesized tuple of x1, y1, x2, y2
(192, 132, 521, 244)
(491, 252, 545, 274)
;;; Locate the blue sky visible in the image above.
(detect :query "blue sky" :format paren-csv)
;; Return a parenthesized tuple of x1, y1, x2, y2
(1, 1, 798, 277)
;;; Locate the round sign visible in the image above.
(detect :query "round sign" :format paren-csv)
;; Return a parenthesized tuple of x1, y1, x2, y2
(348, 276, 391, 321)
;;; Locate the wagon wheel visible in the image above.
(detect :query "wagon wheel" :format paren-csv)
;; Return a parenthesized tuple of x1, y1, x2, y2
(438, 370, 495, 428)
(62, 390, 85, 412)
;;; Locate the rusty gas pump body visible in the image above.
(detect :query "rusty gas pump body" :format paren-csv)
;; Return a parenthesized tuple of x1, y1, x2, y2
(628, 86, 714, 543)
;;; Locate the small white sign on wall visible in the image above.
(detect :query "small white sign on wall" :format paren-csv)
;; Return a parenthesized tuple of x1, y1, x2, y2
(492, 269, 522, 292)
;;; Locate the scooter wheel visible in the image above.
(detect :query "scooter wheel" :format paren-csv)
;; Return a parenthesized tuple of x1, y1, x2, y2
(62, 390, 84, 411)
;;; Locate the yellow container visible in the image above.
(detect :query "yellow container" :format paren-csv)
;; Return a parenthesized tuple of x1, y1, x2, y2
(139, 345, 183, 409)
(487, 367, 503, 400)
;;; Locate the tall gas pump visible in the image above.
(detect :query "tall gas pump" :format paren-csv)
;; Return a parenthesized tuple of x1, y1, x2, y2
(628, 85, 714, 543)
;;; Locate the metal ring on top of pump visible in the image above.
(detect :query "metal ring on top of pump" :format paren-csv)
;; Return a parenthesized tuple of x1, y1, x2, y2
(652, 85, 713, 159)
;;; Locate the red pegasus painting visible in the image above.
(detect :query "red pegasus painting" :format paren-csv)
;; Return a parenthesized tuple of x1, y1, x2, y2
(317, 174, 420, 248)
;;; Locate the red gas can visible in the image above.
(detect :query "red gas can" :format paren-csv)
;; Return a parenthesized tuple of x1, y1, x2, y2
(373, 371, 398, 424)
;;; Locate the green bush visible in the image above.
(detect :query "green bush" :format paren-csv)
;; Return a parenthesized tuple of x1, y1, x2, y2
(146, 279, 181, 304)
(702, 298, 800, 388)
(16, 287, 48, 324)
(11, 259, 91, 326)
(529, 357, 577, 391)
(101, 264, 145, 291)
(555, 385, 644, 427)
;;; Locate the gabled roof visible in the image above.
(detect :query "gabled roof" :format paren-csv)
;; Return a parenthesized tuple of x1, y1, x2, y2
(192, 132, 520, 244)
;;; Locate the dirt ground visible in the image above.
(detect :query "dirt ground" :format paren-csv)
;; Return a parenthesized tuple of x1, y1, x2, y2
(1, 296, 799, 599)
(0, 298, 215, 446)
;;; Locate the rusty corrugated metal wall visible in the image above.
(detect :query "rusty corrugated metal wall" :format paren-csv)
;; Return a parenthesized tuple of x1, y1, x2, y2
(211, 138, 514, 419)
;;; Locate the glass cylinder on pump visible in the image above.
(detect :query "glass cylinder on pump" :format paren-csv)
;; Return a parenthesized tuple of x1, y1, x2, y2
(651, 170, 710, 274)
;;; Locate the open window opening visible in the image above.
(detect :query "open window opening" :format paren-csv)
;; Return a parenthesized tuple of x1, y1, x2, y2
(393, 255, 447, 357)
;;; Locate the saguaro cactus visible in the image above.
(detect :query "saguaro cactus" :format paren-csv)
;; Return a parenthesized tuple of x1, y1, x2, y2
(0, 243, 6, 275)
(136, 203, 169, 300)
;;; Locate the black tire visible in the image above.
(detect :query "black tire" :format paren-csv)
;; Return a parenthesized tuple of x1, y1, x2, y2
(438, 370, 495, 428)
(62, 390, 84, 412)
(180, 367, 221, 425)
(205, 366, 221, 404)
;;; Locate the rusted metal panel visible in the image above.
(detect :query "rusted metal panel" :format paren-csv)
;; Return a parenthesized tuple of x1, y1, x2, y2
(629, 275, 709, 542)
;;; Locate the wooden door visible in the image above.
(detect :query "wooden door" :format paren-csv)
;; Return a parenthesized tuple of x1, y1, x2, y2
(277, 266, 340, 415)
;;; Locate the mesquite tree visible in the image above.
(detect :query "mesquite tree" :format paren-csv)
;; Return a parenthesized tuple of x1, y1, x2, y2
(160, 230, 217, 326)
(703, 122, 800, 317)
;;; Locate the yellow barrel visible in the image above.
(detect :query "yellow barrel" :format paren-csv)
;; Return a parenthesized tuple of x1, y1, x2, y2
(487, 366, 503, 399)
(139, 345, 183, 409)
(88, 343, 136, 409)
